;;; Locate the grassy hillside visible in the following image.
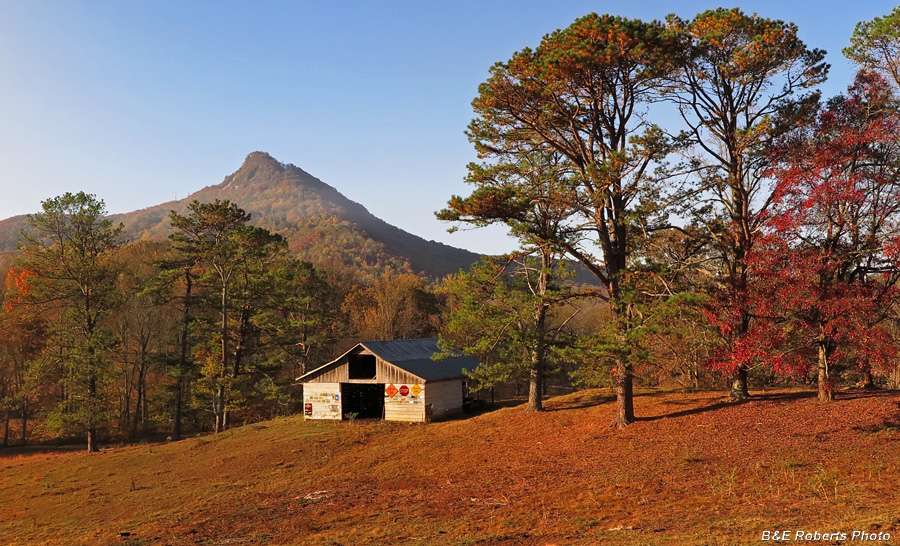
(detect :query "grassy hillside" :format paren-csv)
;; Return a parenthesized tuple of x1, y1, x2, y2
(2, 388, 899, 545)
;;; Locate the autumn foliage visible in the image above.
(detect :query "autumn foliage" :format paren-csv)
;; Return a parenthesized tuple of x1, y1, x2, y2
(738, 71, 900, 401)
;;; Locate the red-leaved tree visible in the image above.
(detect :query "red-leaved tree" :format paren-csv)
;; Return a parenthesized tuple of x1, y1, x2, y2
(750, 71, 900, 401)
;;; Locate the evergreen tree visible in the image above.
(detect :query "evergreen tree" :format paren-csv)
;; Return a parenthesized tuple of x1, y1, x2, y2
(169, 200, 286, 432)
(18, 192, 124, 452)
(450, 14, 679, 425)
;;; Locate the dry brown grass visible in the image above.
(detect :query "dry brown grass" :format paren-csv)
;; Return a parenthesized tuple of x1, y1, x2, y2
(2, 388, 900, 545)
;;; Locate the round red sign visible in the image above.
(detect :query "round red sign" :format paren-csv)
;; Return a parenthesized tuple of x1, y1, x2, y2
(399, 385, 410, 396)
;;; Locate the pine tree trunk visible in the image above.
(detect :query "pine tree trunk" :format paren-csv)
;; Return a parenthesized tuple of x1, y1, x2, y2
(87, 375, 98, 453)
(527, 364, 543, 412)
(215, 383, 226, 433)
(610, 294, 635, 427)
(527, 252, 551, 413)
(728, 302, 751, 401)
(217, 281, 229, 433)
(120, 327, 131, 433)
(172, 377, 184, 440)
(729, 183, 752, 402)
(132, 354, 146, 437)
(613, 358, 635, 427)
(172, 270, 192, 441)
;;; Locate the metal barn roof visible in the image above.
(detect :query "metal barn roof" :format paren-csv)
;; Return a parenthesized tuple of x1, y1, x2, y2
(296, 338, 477, 383)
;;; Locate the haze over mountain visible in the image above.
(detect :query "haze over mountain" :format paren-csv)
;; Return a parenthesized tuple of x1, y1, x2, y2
(0, 152, 480, 279)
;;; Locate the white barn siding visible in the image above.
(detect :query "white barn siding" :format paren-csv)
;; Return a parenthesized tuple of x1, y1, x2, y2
(383, 381, 426, 422)
(303, 383, 342, 420)
(384, 394, 426, 422)
(425, 380, 464, 418)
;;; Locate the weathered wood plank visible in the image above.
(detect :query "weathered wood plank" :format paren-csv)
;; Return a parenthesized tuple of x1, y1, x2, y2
(303, 383, 342, 420)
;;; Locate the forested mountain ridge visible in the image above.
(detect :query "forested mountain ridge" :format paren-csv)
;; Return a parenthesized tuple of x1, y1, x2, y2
(0, 151, 480, 279)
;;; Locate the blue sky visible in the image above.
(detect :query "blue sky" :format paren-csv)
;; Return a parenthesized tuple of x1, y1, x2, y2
(0, 1, 897, 254)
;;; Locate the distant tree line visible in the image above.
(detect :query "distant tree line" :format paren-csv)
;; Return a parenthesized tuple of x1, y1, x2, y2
(0, 195, 442, 451)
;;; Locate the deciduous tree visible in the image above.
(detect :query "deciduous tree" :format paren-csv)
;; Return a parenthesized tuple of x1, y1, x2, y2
(341, 270, 441, 341)
(0, 268, 46, 445)
(756, 72, 900, 401)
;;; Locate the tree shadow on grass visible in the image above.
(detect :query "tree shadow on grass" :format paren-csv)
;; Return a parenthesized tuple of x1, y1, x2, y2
(438, 398, 527, 422)
(836, 387, 900, 401)
(544, 388, 673, 412)
(636, 390, 817, 422)
(457, 387, 899, 420)
(544, 396, 615, 412)
(0, 445, 84, 459)
(853, 420, 900, 435)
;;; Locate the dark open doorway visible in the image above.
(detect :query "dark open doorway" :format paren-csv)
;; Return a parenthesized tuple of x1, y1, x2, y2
(348, 354, 376, 379)
(341, 383, 384, 419)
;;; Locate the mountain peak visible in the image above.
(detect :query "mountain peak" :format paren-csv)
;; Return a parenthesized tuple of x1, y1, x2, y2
(243, 150, 279, 167)
(220, 151, 289, 190)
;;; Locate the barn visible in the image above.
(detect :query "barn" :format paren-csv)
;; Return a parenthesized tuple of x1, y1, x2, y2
(296, 338, 475, 422)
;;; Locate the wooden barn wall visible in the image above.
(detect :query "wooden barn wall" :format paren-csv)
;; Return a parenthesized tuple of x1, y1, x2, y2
(384, 385, 426, 422)
(375, 358, 423, 385)
(384, 398, 425, 422)
(426, 380, 464, 418)
(303, 383, 342, 420)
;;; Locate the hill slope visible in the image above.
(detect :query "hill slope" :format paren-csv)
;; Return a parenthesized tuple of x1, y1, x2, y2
(2, 388, 899, 545)
(0, 152, 480, 279)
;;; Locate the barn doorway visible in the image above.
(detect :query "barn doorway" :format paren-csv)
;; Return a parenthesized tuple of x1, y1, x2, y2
(348, 354, 376, 379)
(341, 383, 385, 419)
